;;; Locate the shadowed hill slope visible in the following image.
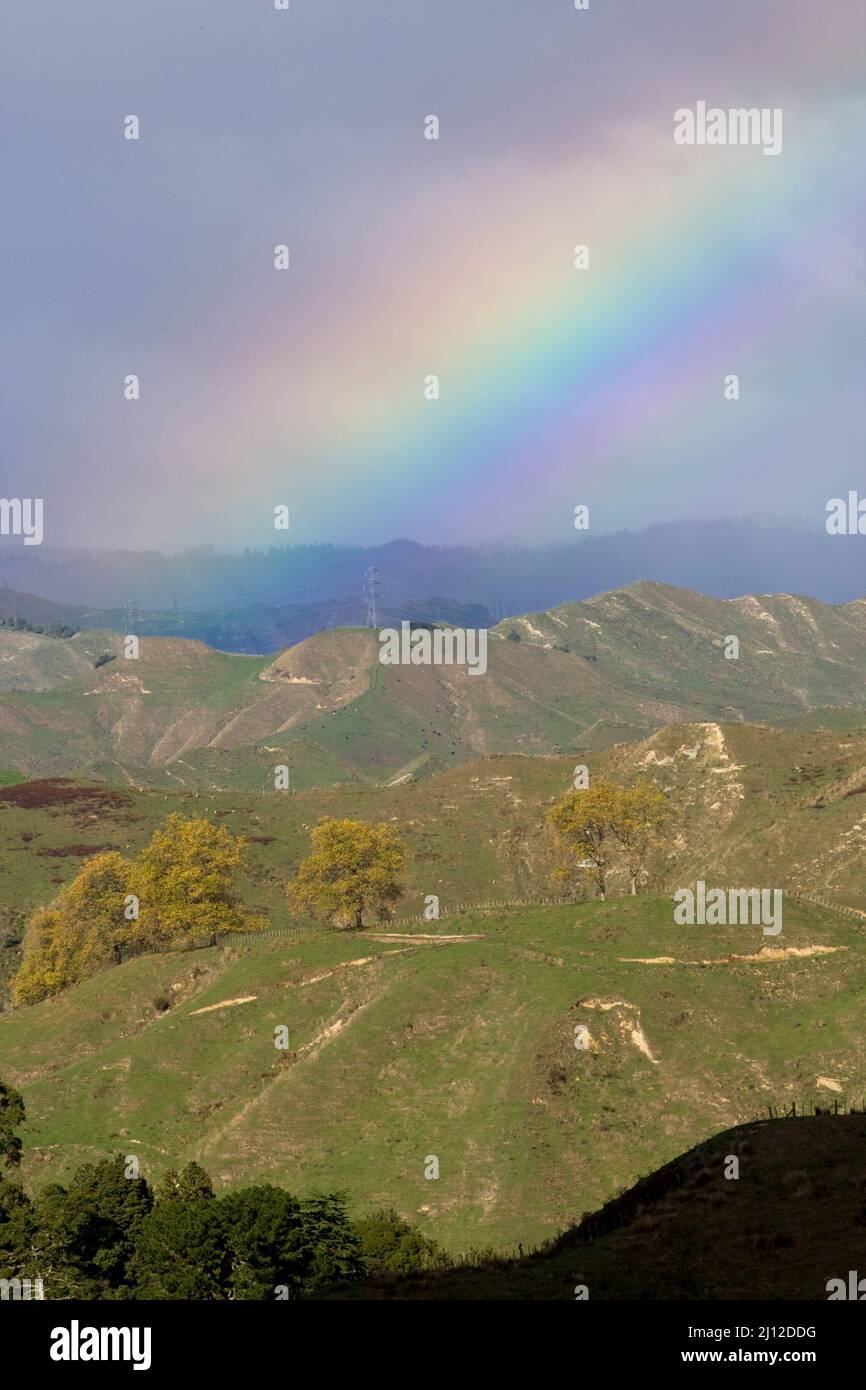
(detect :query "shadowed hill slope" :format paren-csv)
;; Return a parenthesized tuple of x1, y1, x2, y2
(329, 1113, 866, 1299)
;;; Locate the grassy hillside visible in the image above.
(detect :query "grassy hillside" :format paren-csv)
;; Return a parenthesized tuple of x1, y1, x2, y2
(0, 756, 571, 924)
(5, 708, 866, 1276)
(602, 719, 866, 910)
(6, 581, 866, 789)
(2, 895, 863, 1255)
(7, 716, 866, 949)
(331, 1113, 866, 1299)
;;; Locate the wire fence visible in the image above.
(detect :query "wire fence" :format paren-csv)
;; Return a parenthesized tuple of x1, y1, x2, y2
(131, 892, 584, 959)
(116, 885, 866, 965)
(761, 1098, 866, 1119)
(790, 891, 866, 923)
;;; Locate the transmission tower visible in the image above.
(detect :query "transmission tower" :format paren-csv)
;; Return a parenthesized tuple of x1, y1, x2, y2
(364, 566, 379, 628)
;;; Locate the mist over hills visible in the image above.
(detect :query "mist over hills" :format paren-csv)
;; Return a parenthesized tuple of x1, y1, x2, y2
(0, 587, 491, 658)
(3, 521, 866, 630)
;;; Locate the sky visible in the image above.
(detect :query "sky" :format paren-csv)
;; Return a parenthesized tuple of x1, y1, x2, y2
(2, 0, 865, 553)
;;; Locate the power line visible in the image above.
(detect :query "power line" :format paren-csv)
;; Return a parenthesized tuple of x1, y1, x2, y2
(364, 566, 379, 628)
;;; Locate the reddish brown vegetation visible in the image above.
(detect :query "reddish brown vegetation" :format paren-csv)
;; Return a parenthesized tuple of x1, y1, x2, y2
(0, 779, 131, 812)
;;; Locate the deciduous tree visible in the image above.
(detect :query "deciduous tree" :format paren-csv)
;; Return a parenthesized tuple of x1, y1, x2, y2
(289, 818, 405, 929)
(12, 853, 133, 1004)
(135, 815, 263, 946)
(13, 818, 263, 1004)
(613, 780, 673, 894)
(547, 781, 622, 900)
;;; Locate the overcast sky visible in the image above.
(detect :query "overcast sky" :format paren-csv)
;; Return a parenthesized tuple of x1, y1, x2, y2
(3, 1, 864, 552)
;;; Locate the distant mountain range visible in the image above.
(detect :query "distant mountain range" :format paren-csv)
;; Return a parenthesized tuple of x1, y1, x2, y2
(4, 579, 866, 791)
(0, 583, 492, 655)
(2, 521, 866, 636)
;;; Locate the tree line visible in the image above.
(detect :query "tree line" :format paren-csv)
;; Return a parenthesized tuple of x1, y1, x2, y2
(0, 1082, 446, 1299)
(0, 616, 78, 638)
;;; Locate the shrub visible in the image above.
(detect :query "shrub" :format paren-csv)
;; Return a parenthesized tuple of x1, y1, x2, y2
(354, 1208, 448, 1274)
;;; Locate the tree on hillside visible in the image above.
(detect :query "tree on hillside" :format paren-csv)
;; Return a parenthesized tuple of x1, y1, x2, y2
(129, 1189, 230, 1300)
(12, 817, 263, 1006)
(547, 779, 673, 900)
(32, 1155, 153, 1298)
(130, 1171, 366, 1300)
(295, 1193, 367, 1290)
(288, 817, 405, 929)
(0, 1096, 370, 1300)
(354, 1207, 447, 1274)
(613, 780, 673, 894)
(220, 1185, 307, 1299)
(12, 852, 134, 1005)
(134, 814, 264, 946)
(547, 780, 622, 900)
(0, 1172, 32, 1283)
(0, 1080, 25, 1169)
(0, 1082, 34, 1289)
(157, 1162, 215, 1205)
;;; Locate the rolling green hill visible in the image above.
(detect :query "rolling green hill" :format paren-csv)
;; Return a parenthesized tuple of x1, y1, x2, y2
(6, 717, 866, 952)
(6, 581, 866, 790)
(2, 895, 863, 1256)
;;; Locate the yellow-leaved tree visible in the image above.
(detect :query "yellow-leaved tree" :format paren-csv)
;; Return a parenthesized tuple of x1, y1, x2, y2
(13, 851, 133, 1004)
(289, 817, 406, 929)
(133, 814, 264, 945)
(547, 778, 672, 899)
(613, 780, 674, 894)
(13, 816, 262, 1005)
(547, 780, 622, 900)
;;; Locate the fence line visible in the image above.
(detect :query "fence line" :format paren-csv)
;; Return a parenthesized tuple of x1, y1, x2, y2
(790, 891, 866, 923)
(133, 892, 583, 959)
(121, 886, 866, 964)
(760, 1098, 866, 1119)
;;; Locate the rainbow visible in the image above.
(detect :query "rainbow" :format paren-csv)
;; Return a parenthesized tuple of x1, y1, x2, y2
(176, 90, 866, 545)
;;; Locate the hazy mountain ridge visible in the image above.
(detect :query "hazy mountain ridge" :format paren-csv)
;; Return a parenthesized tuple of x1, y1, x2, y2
(5, 580, 866, 788)
(0, 584, 492, 656)
(4, 520, 866, 614)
